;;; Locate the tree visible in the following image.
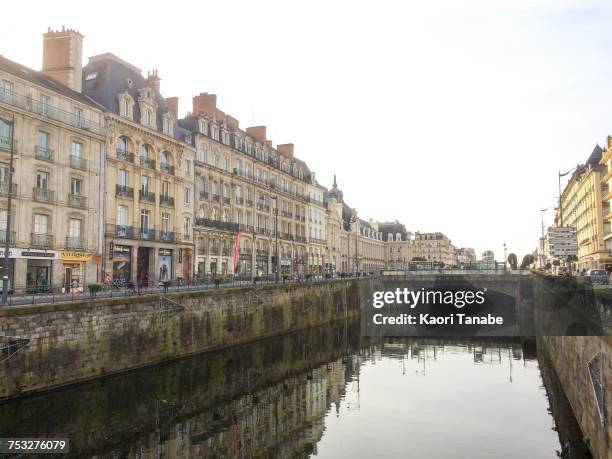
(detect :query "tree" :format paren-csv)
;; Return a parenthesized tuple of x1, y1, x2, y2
(520, 254, 535, 270)
(411, 257, 426, 262)
(545, 262, 552, 270)
(507, 253, 518, 270)
(552, 259, 560, 267)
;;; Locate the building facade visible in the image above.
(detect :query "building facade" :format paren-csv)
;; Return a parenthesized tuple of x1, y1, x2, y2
(0, 29, 105, 293)
(411, 232, 457, 267)
(557, 145, 610, 270)
(82, 53, 196, 286)
(456, 247, 476, 266)
(378, 221, 413, 270)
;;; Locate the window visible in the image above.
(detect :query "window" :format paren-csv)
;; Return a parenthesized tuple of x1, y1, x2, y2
(36, 170, 49, 190)
(140, 144, 150, 160)
(199, 176, 206, 192)
(235, 159, 242, 174)
(73, 107, 82, 127)
(140, 209, 150, 231)
(184, 159, 191, 176)
(34, 214, 48, 234)
(223, 183, 229, 198)
(198, 118, 206, 134)
(121, 99, 129, 117)
(117, 205, 128, 226)
(37, 130, 50, 152)
(212, 181, 219, 196)
(162, 212, 170, 232)
(197, 146, 207, 163)
(235, 185, 242, 199)
(118, 170, 128, 187)
(183, 217, 191, 237)
(117, 137, 128, 154)
(223, 156, 229, 171)
(71, 178, 82, 195)
(141, 175, 150, 193)
(71, 141, 82, 158)
(162, 181, 170, 198)
(68, 218, 81, 238)
(0, 119, 10, 149)
(0, 162, 9, 186)
(40, 94, 50, 116)
(145, 109, 152, 127)
(1, 80, 13, 102)
(184, 187, 191, 204)
(0, 210, 7, 231)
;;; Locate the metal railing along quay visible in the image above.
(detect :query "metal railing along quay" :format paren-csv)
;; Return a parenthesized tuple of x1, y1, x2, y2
(0, 273, 375, 307)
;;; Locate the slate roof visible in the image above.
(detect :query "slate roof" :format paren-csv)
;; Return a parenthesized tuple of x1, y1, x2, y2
(0, 54, 104, 109)
(82, 53, 189, 144)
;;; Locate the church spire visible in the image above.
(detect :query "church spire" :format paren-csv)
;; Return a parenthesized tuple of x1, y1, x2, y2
(333, 173, 337, 189)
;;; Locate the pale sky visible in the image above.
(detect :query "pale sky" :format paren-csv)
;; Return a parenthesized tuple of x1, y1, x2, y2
(3, 0, 612, 261)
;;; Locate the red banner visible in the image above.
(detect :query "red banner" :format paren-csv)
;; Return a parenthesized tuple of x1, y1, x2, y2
(234, 231, 241, 273)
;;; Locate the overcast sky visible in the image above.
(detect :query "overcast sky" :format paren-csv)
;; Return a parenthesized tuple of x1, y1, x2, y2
(3, 0, 612, 261)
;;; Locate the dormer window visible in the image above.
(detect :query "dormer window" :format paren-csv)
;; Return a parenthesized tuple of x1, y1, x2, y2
(210, 124, 219, 141)
(138, 87, 157, 129)
(162, 113, 174, 136)
(198, 118, 206, 134)
(118, 92, 135, 120)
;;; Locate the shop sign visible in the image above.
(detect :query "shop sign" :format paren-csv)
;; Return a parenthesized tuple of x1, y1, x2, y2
(281, 259, 292, 266)
(14, 250, 58, 259)
(60, 251, 93, 261)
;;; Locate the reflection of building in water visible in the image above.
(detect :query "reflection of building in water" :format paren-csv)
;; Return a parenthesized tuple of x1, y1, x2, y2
(98, 357, 356, 459)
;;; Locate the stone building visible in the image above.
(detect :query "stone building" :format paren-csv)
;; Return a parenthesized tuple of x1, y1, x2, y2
(599, 137, 612, 269)
(178, 93, 311, 278)
(307, 175, 327, 275)
(556, 145, 610, 270)
(411, 232, 457, 267)
(456, 247, 476, 265)
(82, 53, 196, 285)
(0, 28, 105, 292)
(378, 220, 413, 270)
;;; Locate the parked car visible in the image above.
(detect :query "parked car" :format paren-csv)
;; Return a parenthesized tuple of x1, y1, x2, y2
(585, 269, 609, 285)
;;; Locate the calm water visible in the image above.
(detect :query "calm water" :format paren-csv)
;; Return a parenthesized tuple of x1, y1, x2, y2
(0, 321, 582, 458)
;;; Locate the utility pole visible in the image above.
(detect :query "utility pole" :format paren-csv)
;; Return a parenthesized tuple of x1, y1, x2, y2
(1, 116, 15, 305)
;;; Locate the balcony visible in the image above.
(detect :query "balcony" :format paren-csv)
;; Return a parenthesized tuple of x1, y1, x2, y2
(256, 249, 269, 257)
(199, 191, 209, 200)
(310, 237, 327, 245)
(240, 249, 253, 256)
(182, 233, 192, 241)
(69, 155, 87, 171)
(195, 218, 239, 232)
(159, 230, 175, 241)
(113, 225, 134, 238)
(116, 185, 134, 198)
(160, 163, 175, 175)
(246, 199, 253, 207)
(0, 182, 16, 197)
(33, 187, 55, 203)
(212, 194, 220, 202)
(257, 204, 270, 212)
(31, 233, 53, 248)
(160, 195, 175, 207)
(116, 149, 135, 163)
(139, 190, 156, 203)
(65, 236, 86, 250)
(139, 156, 156, 169)
(68, 194, 87, 209)
(235, 197, 244, 205)
(35, 146, 53, 161)
(0, 89, 105, 135)
(140, 228, 155, 240)
(223, 196, 231, 205)
(0, 230, 15, 245)
(295, 235, 307, 243)
(281, 211, 293, 218)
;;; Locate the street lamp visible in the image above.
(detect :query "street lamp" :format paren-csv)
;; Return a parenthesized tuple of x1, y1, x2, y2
(350, 211, 358, 274)
(503, 242, 507, 272)
(1, 116, 15, 305)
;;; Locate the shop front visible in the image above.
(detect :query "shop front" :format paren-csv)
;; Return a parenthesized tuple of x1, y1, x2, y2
(196, 255, 206, 280)
(112, 245, 132, 281)
(137, 247, 152, 286)
(158, 248, 172, 283)
(281, 258, 292, 276)
(60, 250, 92, 293)
(181, 248, 192, 281)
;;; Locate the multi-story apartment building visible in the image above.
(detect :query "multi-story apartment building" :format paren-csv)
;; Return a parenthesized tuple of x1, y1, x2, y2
(179, 93, 311, 278)
(0, 28, 105, 293)
(307, 177, 327, 274)
(378, 221, 413, 270)
(82, 53, 196, 285)
(557, 145, 609, 270)
(599, 137, 612, 267)
(411, 232, 457, 267)
(456, 247, 476, 265)
(327, 177, 384, 273)
(324, 179, 343, 274)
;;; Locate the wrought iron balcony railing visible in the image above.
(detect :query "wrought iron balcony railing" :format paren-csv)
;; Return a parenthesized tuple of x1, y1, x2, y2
(139, 190, 156, 203)
(114, 225, 133, 238)
(160, 163, 175, 175)
(139, 156, 156, 169)
(65, 236, 86, 250)
(69, 155, 87, 170)
(0, 182, 16, 197)
(140, 228, 155, 240)
(199, 191, 209, 200)
(0, 230, 15, 245)
(31, 232, 53, 248)
(159, 230, 175, 241)
(68, 194, 87, 209)
(33, 187, 55, 203)
(160, 195, 175, 207)
(116, 185, 134, 198)
(194, 218, 239, 232)
(0, 89, 105, 135)
(116, 149, 135, 162)
(35, 146, 53, 161)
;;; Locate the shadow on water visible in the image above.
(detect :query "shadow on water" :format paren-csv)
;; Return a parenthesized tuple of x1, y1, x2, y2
(0, 318, 590, 459)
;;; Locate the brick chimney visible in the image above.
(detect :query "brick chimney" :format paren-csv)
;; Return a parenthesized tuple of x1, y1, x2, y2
(277, 143, 294, 160)
(42, 26, 84, 92)
(246, 126, 267, 144)
(165, 97, 179, 119)
(226, 115, 240, 130)
(146, 70, 161, 93)
(192, 92, 217, 118)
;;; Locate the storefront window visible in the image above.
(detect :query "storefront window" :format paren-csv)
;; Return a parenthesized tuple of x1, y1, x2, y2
(112, 245, 131, 281)
(158, 249, 172, 282)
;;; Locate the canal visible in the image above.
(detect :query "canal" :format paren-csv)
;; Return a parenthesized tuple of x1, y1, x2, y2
(0, 320, 587, 458)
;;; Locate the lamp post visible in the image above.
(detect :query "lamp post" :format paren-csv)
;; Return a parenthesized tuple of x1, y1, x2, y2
(540, 208, 548, 268)
(503, 243, 507, 272)
(350, 212, 358, 274)
(1, 116, 15, 305)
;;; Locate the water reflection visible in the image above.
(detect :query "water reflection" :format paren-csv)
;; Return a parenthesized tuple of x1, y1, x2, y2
(0, 321, 584, 458)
